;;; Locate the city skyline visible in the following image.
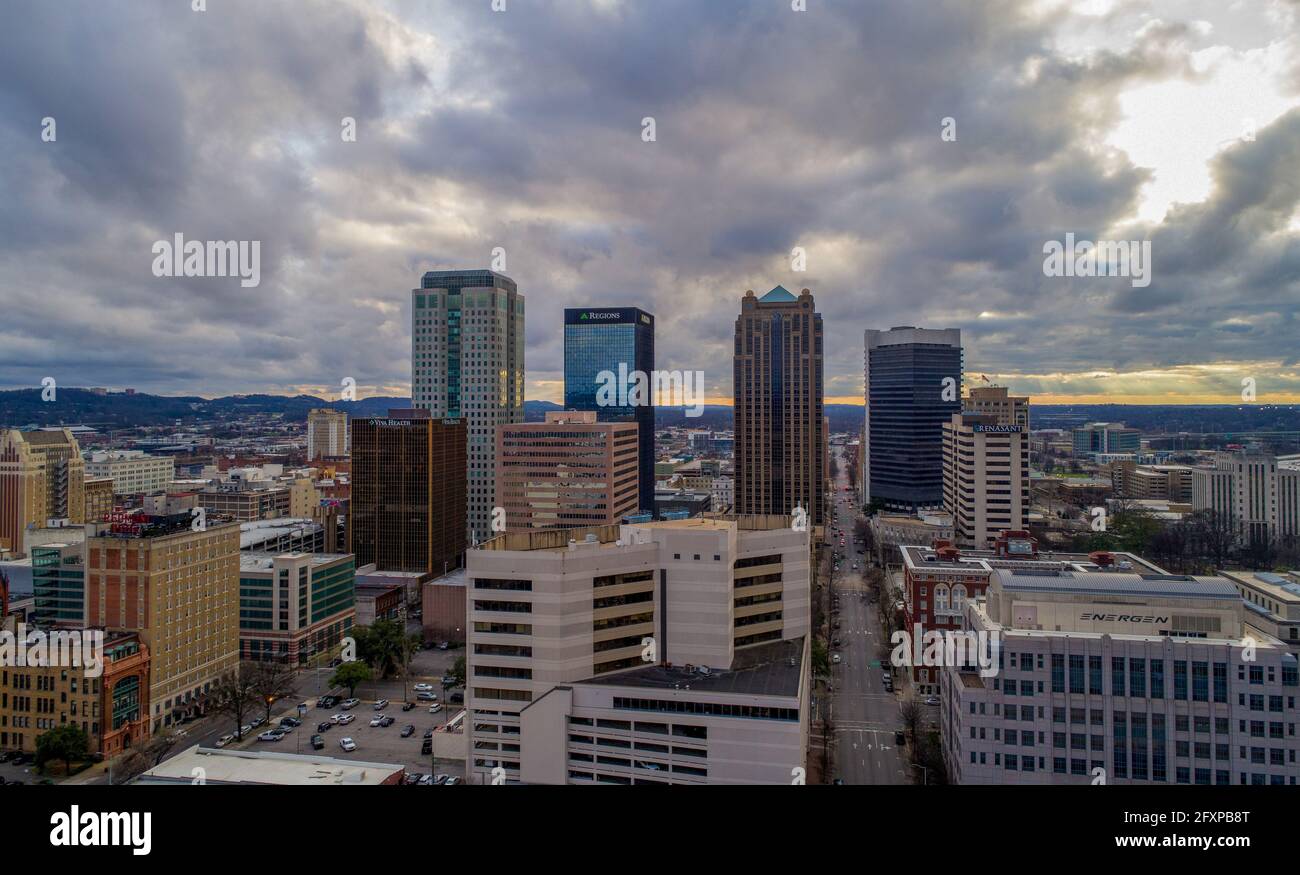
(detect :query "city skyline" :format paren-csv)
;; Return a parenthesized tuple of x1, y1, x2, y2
(1, 1, 1298, 406)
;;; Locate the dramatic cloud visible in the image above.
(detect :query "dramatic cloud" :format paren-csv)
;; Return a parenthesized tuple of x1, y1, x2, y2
(0, 0, 1296, 404)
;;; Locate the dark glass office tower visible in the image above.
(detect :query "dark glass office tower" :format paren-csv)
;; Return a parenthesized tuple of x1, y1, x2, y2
(564, 307, 655, 514)
(864, 327, 963, 512)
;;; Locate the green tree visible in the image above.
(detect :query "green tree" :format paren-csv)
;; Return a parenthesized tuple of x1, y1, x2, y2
(36, 723, 91, 775)
(330, 660, 372, 696)
(450, 655, 466, 687)
(810, 638, 830, 677)
(354, 618, 419, 679)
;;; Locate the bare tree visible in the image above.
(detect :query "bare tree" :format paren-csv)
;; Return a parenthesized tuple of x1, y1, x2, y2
(246, 659, 298, 722)
(209, 669, 260, 740)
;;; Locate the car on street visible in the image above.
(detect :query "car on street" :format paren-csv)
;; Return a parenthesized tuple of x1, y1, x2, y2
(316, 721, 333, 732)
(440, 675, 458, 686)
(895, 730, 907, 745)
(413, 683, 434, 692)
(417, 692, 438, 701)
(831, 653, 842, 664)
(429, 703, 443, 714)
(338, 737, 357, 752)
(240, 724, 252, 736)
(402, 701, 415, 711)
(310, 734, 325, 750)
(400, 724, 416, 737)
(215, 734, 235, 748)
(340, 698, 360, 710)
(257, 730, 285, 742)
(924, 696, 940, 706)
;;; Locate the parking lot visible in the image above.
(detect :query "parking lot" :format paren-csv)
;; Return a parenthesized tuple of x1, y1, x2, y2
(227, 646, 468, 780)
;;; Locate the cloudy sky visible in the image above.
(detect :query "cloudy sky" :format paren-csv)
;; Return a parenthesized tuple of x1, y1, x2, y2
(2, 0, 1298, 406)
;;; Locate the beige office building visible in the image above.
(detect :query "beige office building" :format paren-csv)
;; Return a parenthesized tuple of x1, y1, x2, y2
(466, 516, 811, 784)
(306, 408, 349, 461)
(85, 450, 175, 495)
(496, 411, 638, 531)
(943, 413, 1030, 549)
(964, 385, 1029, 430)
(84, 477, 115, 523)
(86, 514, 241, 731)
(0, 428, 86, 557)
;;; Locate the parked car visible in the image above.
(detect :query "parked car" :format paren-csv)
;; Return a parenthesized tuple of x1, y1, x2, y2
(421, 741, 433, 755)
(379, 716, 396, 727)
(310, 734, 325, 751)
(257, 730, 285, 742)
(401, 702, 415, 712)
(923, 696, 940, 706)
(400, 724, 416, 738)
(240, 725, 252, 737)
(429, 703, 442, 714)
(417, 692, 438, 702)
(215, 734, 235, 748)
(340, 698, 360, 710)
(250, 716, 266, 729)
(339, 737, 357, 752)
(369, 715, 385, 727)
(895, 730, 907, 745)
(317, 695, 338, 709)
(436, 641, 450, 651)
(373, 699, 390, 711)
(444, 776, 462, 786)
(423, 728, 434, 739)
(440, 676, 458, 687)
(280, 716, 301, 728)
(831, 654, 842, 664)
(413, 683, 434, 692)
(449, 692, 464, 704)
(334, 713, 355, 725)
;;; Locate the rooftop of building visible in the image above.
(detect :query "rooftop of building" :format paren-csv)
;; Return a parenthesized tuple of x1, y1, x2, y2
(478, 515, 796, 553)
(577, 636, 804, 698)
(136, 745, 403, 785)
(1219, 570, 1300, 603)
(900, 542, 1166, 576)
(240, 552, 352, 573)
(994, 568, 1242, 600)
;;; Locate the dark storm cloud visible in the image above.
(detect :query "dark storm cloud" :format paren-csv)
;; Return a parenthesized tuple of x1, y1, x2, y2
(0, 0, 1295, 401)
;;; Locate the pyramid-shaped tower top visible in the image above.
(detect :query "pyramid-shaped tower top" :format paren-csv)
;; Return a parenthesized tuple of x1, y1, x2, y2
(760, 285, 798, 302)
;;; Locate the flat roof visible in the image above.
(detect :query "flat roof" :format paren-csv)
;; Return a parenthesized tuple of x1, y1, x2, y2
(578, 636, 804, 698)
(995, 569, 1242, 600)
(240, 552, 351, 572)
(1220, 570, 1300, 603)
(137, 745, 403, 785)
(900, 544, 1166, 575)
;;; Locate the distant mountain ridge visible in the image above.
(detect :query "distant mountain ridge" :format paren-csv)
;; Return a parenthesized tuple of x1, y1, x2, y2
(2, 388, 1296, 435)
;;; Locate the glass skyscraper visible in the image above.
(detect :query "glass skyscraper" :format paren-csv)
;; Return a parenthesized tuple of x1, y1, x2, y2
(864, 326, 963, 511)
(563, 307, 655, 514)
(412, 269, 524, 543)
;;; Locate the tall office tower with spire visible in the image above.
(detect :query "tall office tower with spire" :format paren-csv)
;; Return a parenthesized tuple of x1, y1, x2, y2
(733, 286, 825, 527)
(411, 270, 525, 544)
(864, 326, 963, 512)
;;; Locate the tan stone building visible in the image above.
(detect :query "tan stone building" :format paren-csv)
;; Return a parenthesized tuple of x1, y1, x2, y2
(306, 408, 349, 461)
(85, 514, 240, 731)
(83, 477, 115, 523)
(496, 411, 639, 531)
(0, 429, 86, 557)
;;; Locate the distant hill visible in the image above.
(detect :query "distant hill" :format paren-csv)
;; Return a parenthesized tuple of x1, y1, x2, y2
(3, 389, 1295, 439)
(0, 388, 410, 429)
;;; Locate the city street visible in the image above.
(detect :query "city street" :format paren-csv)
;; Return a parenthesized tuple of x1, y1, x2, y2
(827, 461, 908, 785)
